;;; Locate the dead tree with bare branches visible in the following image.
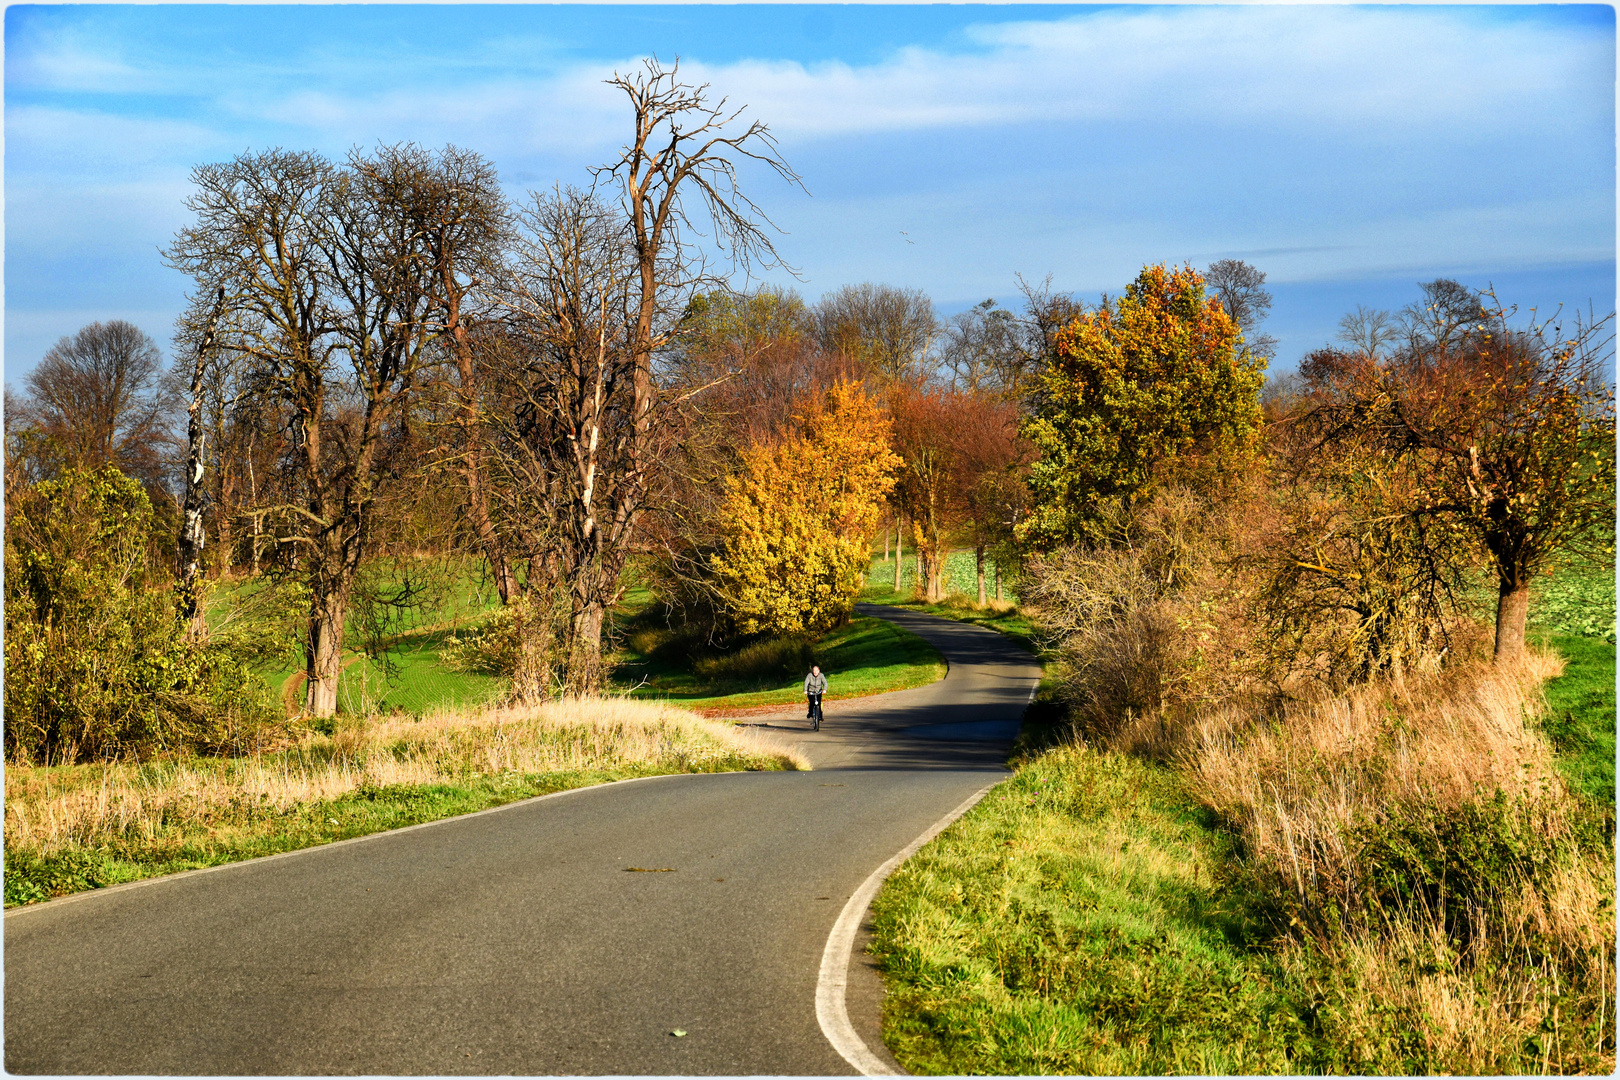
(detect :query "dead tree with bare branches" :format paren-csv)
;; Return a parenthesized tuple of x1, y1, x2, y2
(480, 57, 802, 690)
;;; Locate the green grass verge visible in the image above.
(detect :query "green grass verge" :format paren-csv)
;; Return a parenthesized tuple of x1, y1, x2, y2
(864, 593, 1039, 656)
(613, 615, 946, 708)
(1534, 631, 1617, 805)
(4, 768, 668, 907)
(870, 746, 1306, 1074)
(256, 628, 506, 718)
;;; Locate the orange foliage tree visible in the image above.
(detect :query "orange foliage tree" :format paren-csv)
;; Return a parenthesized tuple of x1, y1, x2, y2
(1300, 300, 1616, 660)
(888, 381, 960, 602)
(710, 380, 899, 636)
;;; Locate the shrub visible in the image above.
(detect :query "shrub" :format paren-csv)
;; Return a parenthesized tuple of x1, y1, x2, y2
(1021, 487, 1267, 751)
(441, 591, 568, 703)
(4, 466, 275, 762)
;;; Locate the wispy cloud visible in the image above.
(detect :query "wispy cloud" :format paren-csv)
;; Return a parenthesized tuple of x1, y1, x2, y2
(19, 7, 1601, 159)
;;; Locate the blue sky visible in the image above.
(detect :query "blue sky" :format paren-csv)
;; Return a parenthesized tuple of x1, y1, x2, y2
(4, 4, 1614, 382)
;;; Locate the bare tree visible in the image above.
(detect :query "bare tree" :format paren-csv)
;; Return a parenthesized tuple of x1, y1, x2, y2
(812, 282, 937, 382)
(377, 145, 520, 604)
(598, 57, 801, 437)
(1400, 278, 1489, 352)
(1015, 273, 1084, 396)
(167, 147, 454, 715)
(941, 298, 1021, 395)
(18, 320, 177, 489)
(485, 188, 642, 694)
(1336, 304, 1397, 359)
(1204, 258, 1277, 360)
(480, 56, 802, 686)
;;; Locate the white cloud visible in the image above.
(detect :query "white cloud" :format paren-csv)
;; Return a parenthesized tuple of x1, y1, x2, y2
(14, 8, 1604, 171)
(662, 7, 1609, 139)
(4, 6, 1610, 379)
(4, 29, 154, 94)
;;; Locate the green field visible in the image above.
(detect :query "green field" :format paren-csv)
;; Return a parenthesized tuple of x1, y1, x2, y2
(1528, 562, 1616, 642)
(223, 557, 950, 716)
(1535, 631, 1617, 805)
(864, 548, 1018, 604)
(206, 561, 508, 718)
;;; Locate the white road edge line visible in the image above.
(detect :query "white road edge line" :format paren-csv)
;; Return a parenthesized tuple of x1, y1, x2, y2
(816, 780, 1002, 1076)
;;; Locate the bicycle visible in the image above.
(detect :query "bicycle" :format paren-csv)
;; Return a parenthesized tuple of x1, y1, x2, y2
(807, 692, 824, 731)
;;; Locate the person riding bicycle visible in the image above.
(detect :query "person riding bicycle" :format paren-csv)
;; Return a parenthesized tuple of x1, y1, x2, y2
(804, 665, 827, 729)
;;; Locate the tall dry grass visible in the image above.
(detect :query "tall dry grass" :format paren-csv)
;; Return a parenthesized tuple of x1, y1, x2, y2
(1186, 650, 1568, 909)
(7, 697, 805, 857)
(1182, 650, 1614, 1073)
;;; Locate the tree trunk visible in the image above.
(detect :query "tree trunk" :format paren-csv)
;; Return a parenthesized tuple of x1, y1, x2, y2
(928, 551, 945, 603)
(567, 600, 606, 694)
(246, 436, 262, 575)
(176, 288, 223, 632)
(995, 562, 1003, 603)
(894, 522, 904, 592)
(509, 597, 554, 704)
(305, 590, 348, 716)
(1494, 578, 1531, 661)
(216, 503, 233, 578)
(449, 320, 518, 605)
(884, 523, 890, 562)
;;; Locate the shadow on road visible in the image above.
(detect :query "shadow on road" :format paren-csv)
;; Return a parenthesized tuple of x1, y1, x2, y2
(738, 605, 1043, 772)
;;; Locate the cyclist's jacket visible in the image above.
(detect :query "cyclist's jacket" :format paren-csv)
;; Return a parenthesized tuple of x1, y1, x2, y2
(804, 672, 828, 695)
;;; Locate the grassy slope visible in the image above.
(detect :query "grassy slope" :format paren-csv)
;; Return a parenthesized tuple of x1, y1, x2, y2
(870, 746, 1306, 1075)
(871, 560, 1615, 1075)
(1535, 631, 1617, 805)
(614, 615, 946, 708)
(217, 564, 507, 716)
(1527, 557, 1616, 804)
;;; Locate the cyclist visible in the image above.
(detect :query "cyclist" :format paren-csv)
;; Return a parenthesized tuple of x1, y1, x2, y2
(803, 664, 827, 730)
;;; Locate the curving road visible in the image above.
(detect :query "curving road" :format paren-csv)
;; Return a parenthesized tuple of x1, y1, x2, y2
(4, 604, 1039, 1076)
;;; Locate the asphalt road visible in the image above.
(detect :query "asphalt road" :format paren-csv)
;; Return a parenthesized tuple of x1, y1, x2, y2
(4, 604, 1040, 1076)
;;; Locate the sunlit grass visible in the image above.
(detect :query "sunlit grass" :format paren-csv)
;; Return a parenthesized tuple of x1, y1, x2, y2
(5, 697, 804, 907)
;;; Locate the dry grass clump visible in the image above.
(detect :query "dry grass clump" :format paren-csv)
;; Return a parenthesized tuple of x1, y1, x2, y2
(7, 697, 805, 857)
(1287, 876, 1612, 1076)
(1186, 651, 1567, 906)
(1181, 651, 1614, 1073)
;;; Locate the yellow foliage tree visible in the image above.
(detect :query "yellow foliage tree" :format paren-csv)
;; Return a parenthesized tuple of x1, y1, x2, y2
(711, 380, 900, 636)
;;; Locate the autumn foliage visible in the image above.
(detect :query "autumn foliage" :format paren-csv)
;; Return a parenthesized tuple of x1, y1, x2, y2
(1294, 308, 1616, 660)
(710, 380, 899, 636)
(1021, 263, 1265, 547)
